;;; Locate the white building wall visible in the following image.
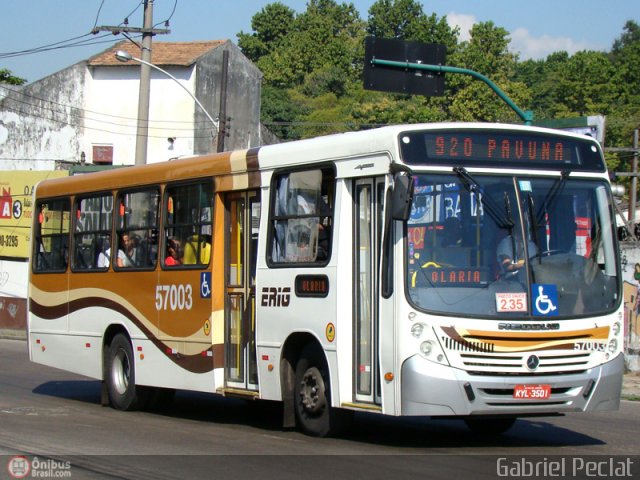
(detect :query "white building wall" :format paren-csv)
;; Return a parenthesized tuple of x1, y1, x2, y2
(0, 259, 28, 298)
(85, 66, 198, 165)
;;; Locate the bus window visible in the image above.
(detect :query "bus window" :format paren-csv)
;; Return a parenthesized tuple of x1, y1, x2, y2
(163, 182, 213, 268)
(72, 194, 113, 271)
(269, 167, 334, 265)
(115, 188, 160, 269)
(33, 198, 70, 273)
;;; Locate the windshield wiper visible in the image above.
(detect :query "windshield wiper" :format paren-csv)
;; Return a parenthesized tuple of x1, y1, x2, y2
(536, 169, 570, 225)
(527, 193, 541, 265)
(453, 167, 514, 229)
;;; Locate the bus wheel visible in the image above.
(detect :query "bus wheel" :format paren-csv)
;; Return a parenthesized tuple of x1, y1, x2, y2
(294, 344, 333, 437)
(464, 417, 516, 435)
(106, 333, 147, 411)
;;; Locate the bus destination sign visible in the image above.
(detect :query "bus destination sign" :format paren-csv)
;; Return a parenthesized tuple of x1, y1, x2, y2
(413, 267, 490, 287)
(399, 130, 605, 171)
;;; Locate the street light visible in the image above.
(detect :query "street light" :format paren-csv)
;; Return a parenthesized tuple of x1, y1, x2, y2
(115, 50, 218, 163)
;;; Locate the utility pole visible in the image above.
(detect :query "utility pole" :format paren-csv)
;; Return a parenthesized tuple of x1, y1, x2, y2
(630, 129, 639, 226)
(93, 0, 169, 165)
(132, 0, 154, 166)
(216, 50, 230, 153)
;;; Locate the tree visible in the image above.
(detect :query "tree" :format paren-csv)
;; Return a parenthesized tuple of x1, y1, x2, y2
(366, 0, 458, 54)
(239, 3, 639, 144)
(447, 21, 531, 122)
(551, 51, 616, 118)
(237, 2, 296, 62)
(257, 0, 365, 88)
(0, 68, 26, 85)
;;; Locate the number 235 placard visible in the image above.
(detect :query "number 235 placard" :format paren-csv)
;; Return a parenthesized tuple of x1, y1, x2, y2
(496, 292, 528, 313)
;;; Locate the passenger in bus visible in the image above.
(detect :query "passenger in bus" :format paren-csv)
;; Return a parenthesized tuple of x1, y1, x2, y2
(165, 237, 182, 266)
(496, 233, 538, 278)
(440, 217, 464, 247)
(97, 247, 111, 268)
(116, 233, 136, 267)
(183, 234, 211, 265)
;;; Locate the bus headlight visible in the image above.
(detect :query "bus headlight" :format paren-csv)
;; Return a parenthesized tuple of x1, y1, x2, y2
(420, 340, 434, 357)
(612, 321, 621, 336)
(608, 339, 618, 354)
(411, 323, 425, 338)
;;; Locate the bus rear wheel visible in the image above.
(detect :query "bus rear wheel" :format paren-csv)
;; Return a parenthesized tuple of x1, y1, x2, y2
(105, 333, 148, 411)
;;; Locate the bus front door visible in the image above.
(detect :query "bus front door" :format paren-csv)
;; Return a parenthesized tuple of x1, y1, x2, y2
(224, 190, 260, 391)
(354, 178, 384, 405)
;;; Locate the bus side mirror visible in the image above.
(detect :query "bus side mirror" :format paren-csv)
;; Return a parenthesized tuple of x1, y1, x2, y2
(391, 173, 414, 221)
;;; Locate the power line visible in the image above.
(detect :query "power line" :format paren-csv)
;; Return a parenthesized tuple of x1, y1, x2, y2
(0, 85, 216, 129)
(0, 33, 98, 59)
(92, 0, 107, 30)
(154, 0, 178, 29)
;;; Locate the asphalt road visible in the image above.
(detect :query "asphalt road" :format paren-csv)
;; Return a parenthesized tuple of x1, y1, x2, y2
(1, 338, 638, 480)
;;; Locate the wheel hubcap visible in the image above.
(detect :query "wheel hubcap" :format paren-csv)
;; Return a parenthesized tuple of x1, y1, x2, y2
(299, 366, 326, 415)
(112, 348, 130, 395)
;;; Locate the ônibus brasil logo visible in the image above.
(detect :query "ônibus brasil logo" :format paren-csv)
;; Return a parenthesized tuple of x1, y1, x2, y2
(7, 456, 30, 479)
(7, 455, 71, 478)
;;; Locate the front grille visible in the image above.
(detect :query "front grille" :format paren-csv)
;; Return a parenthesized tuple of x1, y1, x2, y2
(441, 336, 495, 353)
(440, 335, 594, 375)
(467, 369, 588, 377)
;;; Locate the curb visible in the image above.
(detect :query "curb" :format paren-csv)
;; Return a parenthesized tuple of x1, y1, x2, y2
(0, 329, 27, 341)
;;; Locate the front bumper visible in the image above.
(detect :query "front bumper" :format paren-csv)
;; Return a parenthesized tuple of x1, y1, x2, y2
(401, 353, 624, 416)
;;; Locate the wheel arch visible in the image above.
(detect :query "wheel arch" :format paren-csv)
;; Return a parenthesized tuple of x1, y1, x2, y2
(280, 332, 327, 429)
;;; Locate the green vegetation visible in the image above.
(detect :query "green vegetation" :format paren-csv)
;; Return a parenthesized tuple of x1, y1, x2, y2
(238, 0, 640, 173)
(0, 68, 26, 86)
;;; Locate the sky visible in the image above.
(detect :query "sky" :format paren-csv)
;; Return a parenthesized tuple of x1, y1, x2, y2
(1, 0, 638, 84)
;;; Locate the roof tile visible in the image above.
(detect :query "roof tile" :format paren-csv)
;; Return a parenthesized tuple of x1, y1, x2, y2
(89, 40, 226, 67)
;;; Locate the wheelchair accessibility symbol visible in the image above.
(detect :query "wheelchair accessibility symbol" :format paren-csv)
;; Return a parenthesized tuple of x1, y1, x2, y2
(200, 272, 211, 298)
(532, 284, 558, 316)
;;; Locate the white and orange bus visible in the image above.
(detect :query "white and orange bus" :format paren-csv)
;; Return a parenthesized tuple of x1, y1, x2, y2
(29, 123, 624, 436)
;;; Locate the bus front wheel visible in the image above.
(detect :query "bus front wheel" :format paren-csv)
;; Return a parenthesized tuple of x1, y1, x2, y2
(106, 333, 148, 411)
(294, 344, 335, 437)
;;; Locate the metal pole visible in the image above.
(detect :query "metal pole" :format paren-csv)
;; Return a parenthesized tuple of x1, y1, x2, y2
(216, 50, 229, 153)
(369, 58, 534, 125)
(629, 129, 639, 227)
(134, 0, 154, 166)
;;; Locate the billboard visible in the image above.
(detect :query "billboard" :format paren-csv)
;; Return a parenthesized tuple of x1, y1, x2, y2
(0, 171, 68, 259)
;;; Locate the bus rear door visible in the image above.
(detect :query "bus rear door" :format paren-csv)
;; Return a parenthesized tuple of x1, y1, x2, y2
(224, 190, 261, 391)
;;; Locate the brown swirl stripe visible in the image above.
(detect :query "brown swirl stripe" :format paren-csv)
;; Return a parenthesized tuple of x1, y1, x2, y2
(29, 297, 220, 374)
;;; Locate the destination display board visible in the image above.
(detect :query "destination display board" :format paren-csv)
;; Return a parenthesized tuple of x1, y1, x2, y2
(399, 129, 605, 172)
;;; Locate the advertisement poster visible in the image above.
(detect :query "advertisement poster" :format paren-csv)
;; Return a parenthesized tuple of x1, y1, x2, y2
(0, 170, 68, 259)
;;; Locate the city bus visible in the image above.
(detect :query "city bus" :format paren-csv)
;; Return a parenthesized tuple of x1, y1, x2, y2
(28, 122, 624, 437)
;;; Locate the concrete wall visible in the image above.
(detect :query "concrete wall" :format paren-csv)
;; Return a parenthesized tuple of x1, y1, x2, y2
(0, 63, 86, 163)
(195, 41, 262, 153)
(1, 41, 264, 168)
(621, 241, 640, 370)
(0, 259, 28, 334)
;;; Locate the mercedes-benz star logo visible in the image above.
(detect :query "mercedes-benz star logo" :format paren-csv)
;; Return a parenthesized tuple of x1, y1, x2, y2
(526, 355, 540, 371)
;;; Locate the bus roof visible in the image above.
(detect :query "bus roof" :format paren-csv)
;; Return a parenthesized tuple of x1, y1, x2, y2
(35, 122, 602, 198)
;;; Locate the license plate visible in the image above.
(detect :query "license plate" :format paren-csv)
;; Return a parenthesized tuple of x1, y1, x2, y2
(513, 384, 551, 399)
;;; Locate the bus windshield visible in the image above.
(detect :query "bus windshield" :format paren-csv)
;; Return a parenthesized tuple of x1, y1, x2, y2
(405, 173, 619, 318)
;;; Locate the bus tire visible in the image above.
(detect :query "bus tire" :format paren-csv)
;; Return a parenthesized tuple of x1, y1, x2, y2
(106, 333, 148, 411)
(294, 344, 334, 437)
(464, 417, 516, 435)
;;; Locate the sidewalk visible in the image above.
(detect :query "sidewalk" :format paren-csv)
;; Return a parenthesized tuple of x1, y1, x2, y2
(622, 372, 640, 400)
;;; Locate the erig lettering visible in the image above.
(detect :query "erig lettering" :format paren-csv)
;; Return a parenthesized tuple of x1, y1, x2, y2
(261, 287, 291, 307)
